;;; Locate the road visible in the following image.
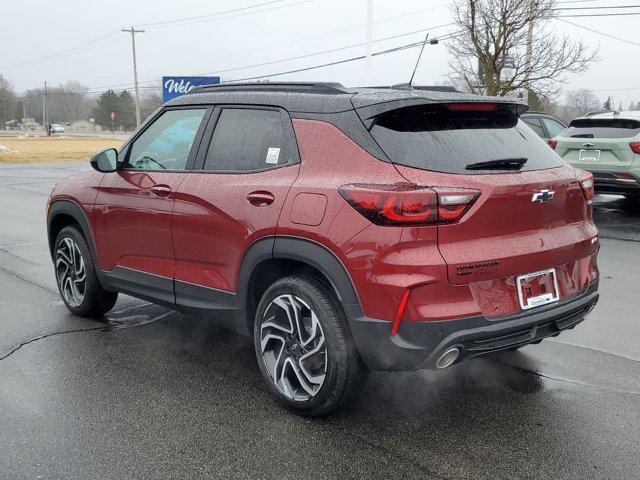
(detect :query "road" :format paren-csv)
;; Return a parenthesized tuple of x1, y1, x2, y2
(0, 129, 130, 140)
(0, 162, 639, 479)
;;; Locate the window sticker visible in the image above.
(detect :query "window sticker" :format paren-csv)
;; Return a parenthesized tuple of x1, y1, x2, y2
(265, 147, 280, 164)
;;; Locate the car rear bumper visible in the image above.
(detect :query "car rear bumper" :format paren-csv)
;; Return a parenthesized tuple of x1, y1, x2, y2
(349, 281, 599, 371)
(591, 171, 640, 195)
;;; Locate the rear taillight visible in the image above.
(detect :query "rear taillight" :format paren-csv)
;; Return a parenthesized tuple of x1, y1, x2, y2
(630, 142, 640, 154)
(447, 103, 497, 112)
(338, 184, 480, 226)
(548, 139, 557, 150)
(576, 170, 595, 203)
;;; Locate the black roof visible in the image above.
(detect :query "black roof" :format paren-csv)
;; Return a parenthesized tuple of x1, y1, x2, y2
(166, 82, 527, 115)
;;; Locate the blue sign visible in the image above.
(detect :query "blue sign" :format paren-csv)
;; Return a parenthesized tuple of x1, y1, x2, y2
(162, 76, 220, 103)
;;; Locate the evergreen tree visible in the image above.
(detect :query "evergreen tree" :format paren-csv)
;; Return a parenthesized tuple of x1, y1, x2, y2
(602, 97, 612, 111)
(91, 89, 136, 131)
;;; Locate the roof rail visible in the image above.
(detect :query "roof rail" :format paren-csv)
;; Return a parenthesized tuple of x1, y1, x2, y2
(187, 82, 350, 95)
(362, 84, 460, 93)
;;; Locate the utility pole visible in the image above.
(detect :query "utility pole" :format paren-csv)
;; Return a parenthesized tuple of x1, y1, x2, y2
(364, 0, 373, 85)
(523, 0, 538, 105)
(122, 26, 145, 128)
(42, 81, 48, 135)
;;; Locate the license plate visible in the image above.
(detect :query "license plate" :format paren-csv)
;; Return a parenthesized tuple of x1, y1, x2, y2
(516, 268, 560, 310)
(579, 149, 600, 161)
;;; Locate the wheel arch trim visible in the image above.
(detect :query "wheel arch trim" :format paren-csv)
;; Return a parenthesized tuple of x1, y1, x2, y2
(47, 199, 98, 265)
(237, 235, 364, 321)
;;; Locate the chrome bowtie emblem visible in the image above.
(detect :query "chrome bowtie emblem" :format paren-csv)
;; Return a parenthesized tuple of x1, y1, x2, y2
(531, 189, 555, 203)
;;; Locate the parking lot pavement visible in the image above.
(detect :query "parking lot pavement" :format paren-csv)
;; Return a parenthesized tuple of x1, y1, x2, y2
(1, 162, 639, 480)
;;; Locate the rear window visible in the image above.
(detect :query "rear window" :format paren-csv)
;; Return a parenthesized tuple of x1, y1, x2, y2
(369, 104, 563, 174)
(564, 118, 640, 139)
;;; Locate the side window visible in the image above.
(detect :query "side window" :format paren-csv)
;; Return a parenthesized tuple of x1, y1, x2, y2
(522, 117, 545, 137)
(127, 109, 206, 171)
(542, 117, 566, 138)
(204, 108, 286, 172)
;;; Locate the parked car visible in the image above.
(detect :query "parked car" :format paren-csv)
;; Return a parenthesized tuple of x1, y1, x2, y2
(50, 123, 65, 134)
(549, 111, 640, 198)
(521, 111, 567, 142)
(46, 83, 599, 416)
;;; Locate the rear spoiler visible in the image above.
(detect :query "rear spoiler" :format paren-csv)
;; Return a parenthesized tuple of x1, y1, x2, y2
(353, 98, 528, 129)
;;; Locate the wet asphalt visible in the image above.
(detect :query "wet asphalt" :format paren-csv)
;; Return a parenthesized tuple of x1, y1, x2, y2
(0, 162, 638, 480)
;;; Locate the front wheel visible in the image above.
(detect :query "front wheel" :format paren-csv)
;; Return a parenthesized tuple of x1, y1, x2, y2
(254, 275, 368, 416)
(54, 226, 118, 317)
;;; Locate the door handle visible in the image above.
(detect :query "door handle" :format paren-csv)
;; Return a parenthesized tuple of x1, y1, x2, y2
(150, 184, 172, 197)
(247, 191, 275, 207)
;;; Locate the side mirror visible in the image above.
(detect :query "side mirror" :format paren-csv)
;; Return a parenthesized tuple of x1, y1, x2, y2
(90, 148, 118, 173)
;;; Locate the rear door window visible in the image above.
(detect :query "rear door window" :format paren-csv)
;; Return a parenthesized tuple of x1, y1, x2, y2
(369, 104, 564, 174)
(563, 118, 640, 139)
(522, 117, 545, 137)
(541, 117, 566, 138)
(204, 108, 288, 172)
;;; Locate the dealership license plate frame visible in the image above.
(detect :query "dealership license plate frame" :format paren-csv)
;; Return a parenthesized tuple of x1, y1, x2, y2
(579, 149, 601, 161)
(516, 268, 560, 310)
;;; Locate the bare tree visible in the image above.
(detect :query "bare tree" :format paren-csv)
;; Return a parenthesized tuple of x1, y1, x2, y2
(447, 0, 598, 97)
(565, 89, 600, 118)
(20, 81, 92, 124)
(0, 74, 18, 129)
(139, 88, 162, 122)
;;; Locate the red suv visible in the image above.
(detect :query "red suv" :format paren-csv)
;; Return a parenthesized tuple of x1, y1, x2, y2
(47, 83, 599, 416)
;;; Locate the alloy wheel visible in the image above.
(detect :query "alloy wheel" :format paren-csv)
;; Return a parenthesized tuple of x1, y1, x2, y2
(56, 237, 86, 307)
(259, 294, 327, 401)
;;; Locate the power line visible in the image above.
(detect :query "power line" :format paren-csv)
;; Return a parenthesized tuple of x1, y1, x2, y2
(83, 22, 455, 91)
(558, 18, 640, 47)
(557, 4, 640, 10)
(0, 0, 312, 70)
(17, 32, 460, 99)
(138, 0, 287, 27)
(558, 11, 640, 16)
(0, 32, 121, 69)
(143, 0, 316, 30)
(133, 5, 450, 78)
(226, 31, 461, 83)
(194, 23, 457, 77)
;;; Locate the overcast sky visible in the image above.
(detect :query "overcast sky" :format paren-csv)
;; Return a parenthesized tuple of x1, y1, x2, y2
(2, 0, 640, 107)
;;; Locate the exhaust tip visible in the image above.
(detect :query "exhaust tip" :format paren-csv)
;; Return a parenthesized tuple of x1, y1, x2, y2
(436, 347, 460, 369)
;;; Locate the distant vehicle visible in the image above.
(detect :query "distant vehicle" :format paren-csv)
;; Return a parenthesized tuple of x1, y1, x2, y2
(521, 112, 567, 142)
(50, 123, 65, 134)
(550, 111, 640, 198)
(47, 82, 599, 416)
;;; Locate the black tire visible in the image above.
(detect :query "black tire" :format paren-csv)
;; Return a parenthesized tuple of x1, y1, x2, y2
(254, 275, 368, 417)
(54, 225, 118, 318)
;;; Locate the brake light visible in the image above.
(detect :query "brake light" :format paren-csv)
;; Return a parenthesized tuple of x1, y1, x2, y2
(548, 139, 557, 150)
(339, 184, 480, 226)
(447, 103, 498, 112)
(576, 170, 595, 203)
(630, 142, 640, 154)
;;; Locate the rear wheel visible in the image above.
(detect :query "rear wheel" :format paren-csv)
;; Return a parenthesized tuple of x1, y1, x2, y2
(54, 226, 118, 317)
(254, 275, 368, 416)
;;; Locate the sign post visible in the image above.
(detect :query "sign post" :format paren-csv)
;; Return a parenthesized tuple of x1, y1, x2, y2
(162, 76, 220, 103)
(110, 111, 115, 139)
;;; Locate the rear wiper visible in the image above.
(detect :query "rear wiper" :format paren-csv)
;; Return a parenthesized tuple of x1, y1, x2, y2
(465, 157, 528, 171)
(571, 134, 594, 138)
